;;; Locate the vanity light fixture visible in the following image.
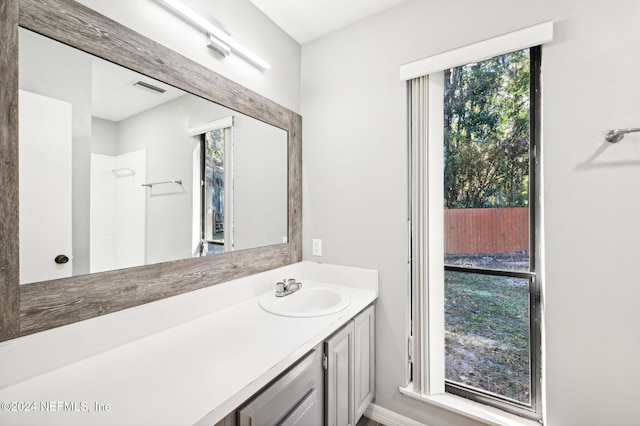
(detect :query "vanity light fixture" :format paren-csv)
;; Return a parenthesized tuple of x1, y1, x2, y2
(156, 0, 271, 71)
(207, 34, 231, 58)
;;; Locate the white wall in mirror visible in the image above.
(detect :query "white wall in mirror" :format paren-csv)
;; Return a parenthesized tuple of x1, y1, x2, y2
(234, 118, 289, 250)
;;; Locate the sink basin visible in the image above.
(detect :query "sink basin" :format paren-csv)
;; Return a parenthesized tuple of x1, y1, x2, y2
(259, 286, 350, 317)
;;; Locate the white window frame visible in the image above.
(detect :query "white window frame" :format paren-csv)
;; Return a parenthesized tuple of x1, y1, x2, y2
(399, 22, 552, 425)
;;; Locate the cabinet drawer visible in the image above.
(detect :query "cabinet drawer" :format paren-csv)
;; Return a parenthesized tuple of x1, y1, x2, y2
(238, 350, 317, 425)
(280, 388, 320, 426)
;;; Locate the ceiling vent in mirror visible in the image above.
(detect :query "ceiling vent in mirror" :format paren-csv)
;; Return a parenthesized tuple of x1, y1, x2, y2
(133, 81, 166, 94)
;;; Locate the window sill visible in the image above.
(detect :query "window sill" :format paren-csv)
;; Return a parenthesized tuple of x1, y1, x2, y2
(399, 383, 541, 426)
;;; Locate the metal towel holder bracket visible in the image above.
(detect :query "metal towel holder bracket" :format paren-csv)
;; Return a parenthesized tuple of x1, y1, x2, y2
(141, 180, 183, 188)
(605, 127, 640, 143)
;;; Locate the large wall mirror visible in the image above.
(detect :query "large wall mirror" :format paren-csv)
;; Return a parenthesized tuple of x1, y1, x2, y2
(19, 28, 289, 284)
(0, 0, 302, 341)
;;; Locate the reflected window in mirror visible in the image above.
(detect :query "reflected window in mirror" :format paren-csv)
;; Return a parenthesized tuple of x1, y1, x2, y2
(195, 118, 234, 256)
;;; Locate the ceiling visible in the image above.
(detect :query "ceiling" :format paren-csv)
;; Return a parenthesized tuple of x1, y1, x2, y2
(21, 28, 185, 123)
(248, 0, 411, 44)
(91, 57, 185, 122)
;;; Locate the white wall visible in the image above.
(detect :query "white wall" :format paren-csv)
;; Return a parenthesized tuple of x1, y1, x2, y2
(91, 117, 118, 156)
(302, 0, 640, 425)
(74, 0, 301, 113)
(233, 119, 288, 250)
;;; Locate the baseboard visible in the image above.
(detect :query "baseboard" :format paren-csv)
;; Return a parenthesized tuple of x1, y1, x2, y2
(364, 403, 429, 426)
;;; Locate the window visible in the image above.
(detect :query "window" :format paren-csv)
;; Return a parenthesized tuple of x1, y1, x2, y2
(201, 128, 231, 255)
(443, 48, 540, 416)
(403, 23, 550, 422)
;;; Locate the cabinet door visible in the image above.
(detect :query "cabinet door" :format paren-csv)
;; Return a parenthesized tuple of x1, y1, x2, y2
(354, 305, 375, 421)
(325, 323, 355, 426)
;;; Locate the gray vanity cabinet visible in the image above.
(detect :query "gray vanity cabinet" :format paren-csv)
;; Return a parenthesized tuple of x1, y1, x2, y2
(325, 304, 375, 426)
(214, 305, 375, 426)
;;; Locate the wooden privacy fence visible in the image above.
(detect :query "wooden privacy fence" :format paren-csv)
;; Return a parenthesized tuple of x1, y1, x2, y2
(444, 208, 529, 255)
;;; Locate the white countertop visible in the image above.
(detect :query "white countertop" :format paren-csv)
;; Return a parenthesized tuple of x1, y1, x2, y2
(0, 276, 377, 425)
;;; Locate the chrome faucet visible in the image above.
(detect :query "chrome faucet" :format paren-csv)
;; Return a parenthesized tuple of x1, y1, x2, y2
(275, 278, 302, 297)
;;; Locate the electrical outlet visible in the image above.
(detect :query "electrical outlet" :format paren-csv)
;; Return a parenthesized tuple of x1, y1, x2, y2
(312, 239, 322, 256)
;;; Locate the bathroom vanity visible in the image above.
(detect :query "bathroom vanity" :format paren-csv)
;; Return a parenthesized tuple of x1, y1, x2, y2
(0, 2, 375, 424)
(229, 303, 375, 426)
(0, 262, 377, 425)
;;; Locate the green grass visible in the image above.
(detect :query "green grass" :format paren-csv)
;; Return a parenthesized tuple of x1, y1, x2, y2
(445, 271, 531, 403)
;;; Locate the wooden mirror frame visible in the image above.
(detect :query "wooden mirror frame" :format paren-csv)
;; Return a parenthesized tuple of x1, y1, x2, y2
(0, 0, 302, 342)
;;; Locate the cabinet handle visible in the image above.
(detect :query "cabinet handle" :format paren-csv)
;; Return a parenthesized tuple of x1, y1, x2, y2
(54, 254, 70, 264)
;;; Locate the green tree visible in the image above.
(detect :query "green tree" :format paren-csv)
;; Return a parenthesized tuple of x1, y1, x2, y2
(444, 50, 530, 209)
